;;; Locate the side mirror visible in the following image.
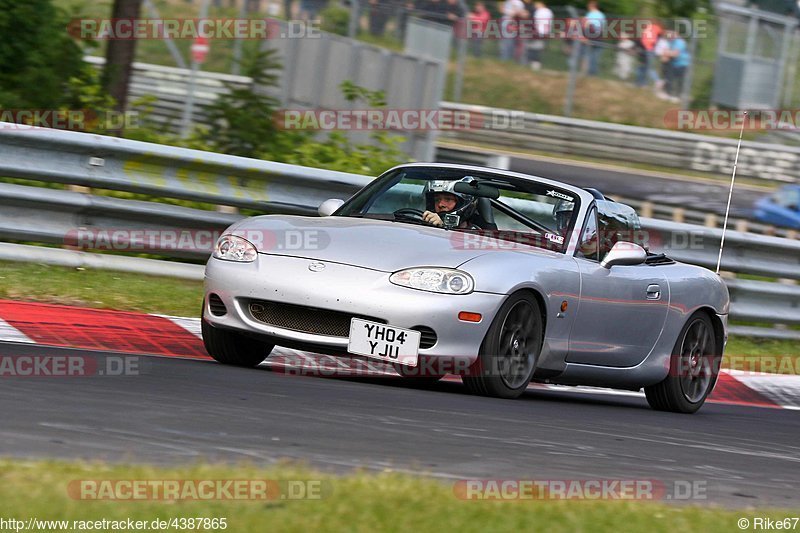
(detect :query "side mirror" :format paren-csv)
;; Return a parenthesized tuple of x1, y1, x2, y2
(318, 198, 345, 217)
(600, 241, 647, 269)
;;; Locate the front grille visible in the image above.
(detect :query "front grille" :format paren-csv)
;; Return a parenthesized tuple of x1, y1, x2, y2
(208, 294, 227, 316)
(411, 326, 437, 349)
(247, 300, 385, 338)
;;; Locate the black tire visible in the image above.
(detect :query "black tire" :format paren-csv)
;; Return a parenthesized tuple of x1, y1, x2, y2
(645, 312, 720, 414)
(463, 292, 543, 399)
(201, 308, 274, 367)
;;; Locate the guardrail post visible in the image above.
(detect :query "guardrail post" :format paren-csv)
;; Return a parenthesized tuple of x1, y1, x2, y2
(63, 185, 88, 252)
(704, 213, 717, 228)
(672, 207, 685, 223)
(735, 219, 749, 232)
(640, 201, 653, 218)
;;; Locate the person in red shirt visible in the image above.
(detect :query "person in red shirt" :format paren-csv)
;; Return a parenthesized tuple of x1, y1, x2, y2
(467, 1, 491, 57)
(635, 19, 662, 87)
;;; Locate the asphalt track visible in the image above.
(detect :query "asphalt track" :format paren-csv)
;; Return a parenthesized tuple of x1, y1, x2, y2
(485, 154, 766, 218)
(2, 341, 799, 508)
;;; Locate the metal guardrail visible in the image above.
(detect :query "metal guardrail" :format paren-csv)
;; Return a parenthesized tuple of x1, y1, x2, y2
(0, 123, 372, 212)
(85, 57, 800, 187)
(0, 182, 241, 260)
(1, 125, 799, 339)
(639, 218, 800, 281)
(439, 102, 800, 186)
(0, 242, 204, 281)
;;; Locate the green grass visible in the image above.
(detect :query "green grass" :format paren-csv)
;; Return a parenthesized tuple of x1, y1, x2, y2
(448, 56, 682, 130)
(1, 459, 797, 530)
(1, 259, 798, 372)
(724, 336, 800, 374)
(0, 260, 203, 317)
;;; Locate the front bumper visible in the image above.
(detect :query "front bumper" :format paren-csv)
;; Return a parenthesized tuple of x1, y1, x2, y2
(203, 254, 506, 366)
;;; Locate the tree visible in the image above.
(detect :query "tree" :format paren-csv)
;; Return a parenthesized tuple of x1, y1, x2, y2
(0, 0, 83, 109)
(102, 0, 144, 118)
(201, 48, 294, 157)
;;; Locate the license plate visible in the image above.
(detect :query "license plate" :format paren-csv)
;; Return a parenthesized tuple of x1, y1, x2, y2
(347, 319, 421, 367)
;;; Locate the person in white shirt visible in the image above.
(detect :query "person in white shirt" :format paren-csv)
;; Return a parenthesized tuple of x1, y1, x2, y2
(614, 33, 635, 80)
(500, 0, 526, 61)
(653, 35, 671, 98)
(528, 1, 553, 70)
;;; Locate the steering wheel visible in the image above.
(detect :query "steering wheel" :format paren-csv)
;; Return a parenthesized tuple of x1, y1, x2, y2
(393, 208, 425, 220)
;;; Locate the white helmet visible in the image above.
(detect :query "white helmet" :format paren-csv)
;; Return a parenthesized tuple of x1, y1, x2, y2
(552, 199, 575, 232)
(423, 177, 479, 225)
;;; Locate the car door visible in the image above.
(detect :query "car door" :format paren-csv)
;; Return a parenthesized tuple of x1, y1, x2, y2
(566, 204, 670, 368)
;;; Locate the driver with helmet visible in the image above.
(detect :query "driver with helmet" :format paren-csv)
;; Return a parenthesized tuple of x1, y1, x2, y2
(422, 178, 481, 229)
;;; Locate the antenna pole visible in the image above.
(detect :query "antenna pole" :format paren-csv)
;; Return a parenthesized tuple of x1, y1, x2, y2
(716, 111, 747, 275)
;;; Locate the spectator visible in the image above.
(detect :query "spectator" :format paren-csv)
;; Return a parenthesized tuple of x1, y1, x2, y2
(467, 1, 491, 57)
(368, 0, 391, 36)
(527, 0, 553, 70)
(443, 0, 462, 24)
(635, 19, 661, 88)
(581, 1, 605, 76)
(653, 31, 671, 99)
(500, 0, 526, 61)
(395, 0, 416, 39)
(419, 0, 447, 23)
(614, 33, 635, 80)
(664, 30, 690, 102)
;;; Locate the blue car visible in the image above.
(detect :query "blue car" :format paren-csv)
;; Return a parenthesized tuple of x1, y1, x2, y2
(753, 185, 800, 229)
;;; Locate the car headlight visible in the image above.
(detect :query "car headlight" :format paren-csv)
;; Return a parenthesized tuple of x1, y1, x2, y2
(389, 268, 474, 295)
(213, 234, 257, 262)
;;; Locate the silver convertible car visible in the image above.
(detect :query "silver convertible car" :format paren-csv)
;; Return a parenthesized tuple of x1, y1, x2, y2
(202, 163, 729, 413)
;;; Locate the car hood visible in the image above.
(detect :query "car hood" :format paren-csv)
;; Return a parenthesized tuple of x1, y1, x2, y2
(228, 215, 552, 272)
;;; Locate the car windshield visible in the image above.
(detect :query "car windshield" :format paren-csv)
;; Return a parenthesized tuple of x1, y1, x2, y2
(775, 187, 800, 210)
(335, 166, 581, 252)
